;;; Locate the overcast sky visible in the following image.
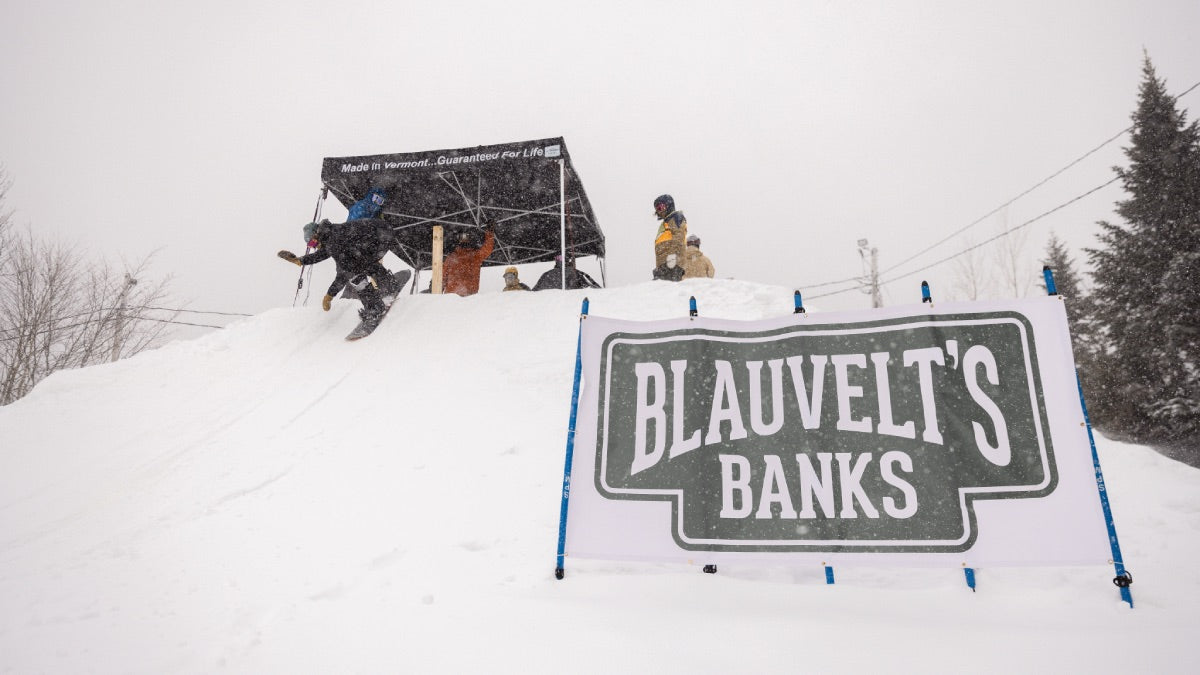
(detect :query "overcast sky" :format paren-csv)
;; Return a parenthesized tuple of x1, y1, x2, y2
(2, 0, 1198, 334)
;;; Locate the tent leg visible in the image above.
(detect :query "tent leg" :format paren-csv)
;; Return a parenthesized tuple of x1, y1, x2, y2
(559, 159, 567, 290)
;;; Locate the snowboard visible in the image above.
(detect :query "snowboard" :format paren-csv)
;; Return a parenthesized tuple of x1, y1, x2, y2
(345, 299, 395, 341)
(340, 269, 412, 301)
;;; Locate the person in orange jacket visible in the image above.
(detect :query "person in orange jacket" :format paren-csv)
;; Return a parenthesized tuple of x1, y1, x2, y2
(442, 221, 495, 296)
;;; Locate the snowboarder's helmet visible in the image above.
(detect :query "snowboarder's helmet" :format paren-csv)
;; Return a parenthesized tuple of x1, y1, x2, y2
(687, 235, 700, 247)
(303, 219, 332, 243)
(653, 194, 674, 215)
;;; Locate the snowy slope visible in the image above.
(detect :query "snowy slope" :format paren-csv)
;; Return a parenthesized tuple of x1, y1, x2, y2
(1, 280, 1198, 674)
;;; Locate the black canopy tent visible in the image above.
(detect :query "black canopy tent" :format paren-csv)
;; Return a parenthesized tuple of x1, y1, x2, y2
(319, 137, 605, 287)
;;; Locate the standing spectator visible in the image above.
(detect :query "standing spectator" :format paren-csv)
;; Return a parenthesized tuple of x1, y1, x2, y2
(652, 194, 687, 272)
(502, 266, 531, 292)
(652, 253, 685, 282)
(442, 222, 495, 296)
(533, 255, 600, 291)
(682, 234, 715, 279)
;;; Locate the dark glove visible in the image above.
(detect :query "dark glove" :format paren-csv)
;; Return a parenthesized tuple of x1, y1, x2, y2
(322, 294, 333, 311)
(278, 250, 302, 266)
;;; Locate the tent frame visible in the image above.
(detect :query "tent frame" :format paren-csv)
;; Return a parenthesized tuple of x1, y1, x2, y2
(319, 138, 605, 287)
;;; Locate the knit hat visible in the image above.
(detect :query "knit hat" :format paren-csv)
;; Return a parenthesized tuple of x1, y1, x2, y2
(687, 235, 700, 247)
(504, 266, 518, 275)
(303, 220, 331, 242)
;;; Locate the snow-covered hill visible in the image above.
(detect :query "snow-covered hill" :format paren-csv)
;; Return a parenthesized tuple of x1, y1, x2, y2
(1, 280, 1197, 673)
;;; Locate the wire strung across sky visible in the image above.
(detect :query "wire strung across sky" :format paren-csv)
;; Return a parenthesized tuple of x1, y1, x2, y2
(880, 176, 1122, 286)
(131, 316, 228, 330)
(0, 305, 253, 341)
(804, 175, 1123, 302)
(798, 78, 1200, 301)
(143, 306, 253, 317)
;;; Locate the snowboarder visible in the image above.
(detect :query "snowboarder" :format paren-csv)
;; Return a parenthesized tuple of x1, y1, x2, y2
(442, 222, 495, 296)
(652, 194, 687, 272)
(682, 234, 715, 279)
(533, 255, 600, 291)
(277, 219, 402, 322)
(652, 252, 684, 282)
(502, 266, 531, 292)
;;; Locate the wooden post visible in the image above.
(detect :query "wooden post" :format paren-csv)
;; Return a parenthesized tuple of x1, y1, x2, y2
(431, 226, 444, 294)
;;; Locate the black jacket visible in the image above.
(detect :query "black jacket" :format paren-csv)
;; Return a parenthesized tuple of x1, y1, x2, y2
(533, 263, 600, 291)
(299, 219, 395, 296)
(652, 263, 685, 282)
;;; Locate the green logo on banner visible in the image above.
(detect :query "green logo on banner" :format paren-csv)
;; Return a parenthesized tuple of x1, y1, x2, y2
(594, 313, 1056, 553)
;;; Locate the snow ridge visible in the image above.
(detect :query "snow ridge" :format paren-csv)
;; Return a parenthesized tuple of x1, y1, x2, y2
(1, 280, 1197, 673)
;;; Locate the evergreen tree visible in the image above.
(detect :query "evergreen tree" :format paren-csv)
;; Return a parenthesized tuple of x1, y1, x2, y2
(1086, 55, 1200, 443)
(1039, 233, 1097, 375)
(1039, 232, 1083, 298)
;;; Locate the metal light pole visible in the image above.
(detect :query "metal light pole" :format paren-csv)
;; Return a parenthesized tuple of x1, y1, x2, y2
(857, 238, 882, 308)
(110, 273, 138, 362)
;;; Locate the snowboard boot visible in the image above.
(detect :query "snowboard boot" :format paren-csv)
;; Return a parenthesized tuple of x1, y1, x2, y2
(357, 286, 387, 324)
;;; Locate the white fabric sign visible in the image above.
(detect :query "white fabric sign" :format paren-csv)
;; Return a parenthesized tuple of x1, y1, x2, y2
(562, 298, 1113, 567)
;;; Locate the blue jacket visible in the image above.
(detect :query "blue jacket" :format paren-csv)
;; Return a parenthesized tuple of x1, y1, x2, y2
(347, 187, 387, 221)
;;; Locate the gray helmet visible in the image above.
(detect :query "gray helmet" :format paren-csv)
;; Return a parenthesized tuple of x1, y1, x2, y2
(303, 219, 331, 243)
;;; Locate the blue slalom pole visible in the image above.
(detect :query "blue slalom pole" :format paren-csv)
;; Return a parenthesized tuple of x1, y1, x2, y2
(1044, 267, 1133, 607)
(793, 290, 806, 314)
(1042, 265, 1058, 296)
(555, 298, 589, 580)
(689, 296, 698, 318)
(824, 564, 835, 585)
(921, 280, 932, 304)
(963, 567, 977, 592)
(1078, 371, 1133, 607)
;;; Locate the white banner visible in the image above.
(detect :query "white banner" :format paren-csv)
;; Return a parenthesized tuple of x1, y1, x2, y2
(562, 298, 1113, 567)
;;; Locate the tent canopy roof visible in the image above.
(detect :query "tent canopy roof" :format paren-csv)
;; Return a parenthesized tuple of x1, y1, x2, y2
(320, 137, 604, 271)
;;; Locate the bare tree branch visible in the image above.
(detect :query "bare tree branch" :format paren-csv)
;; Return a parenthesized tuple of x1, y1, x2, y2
(0, 166, 177, 405)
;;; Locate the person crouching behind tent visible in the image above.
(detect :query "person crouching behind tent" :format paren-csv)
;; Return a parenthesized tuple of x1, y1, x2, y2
(442, 222, 495, 296)
(682, 234, 715, 279)
(652, 194, 687, 274)
(534, 255, 600, 291)
(653, 252, 684, 282)
(502, 266, 530, 291)
(347, 186, 387, 221)
(277, 219, 398, 322)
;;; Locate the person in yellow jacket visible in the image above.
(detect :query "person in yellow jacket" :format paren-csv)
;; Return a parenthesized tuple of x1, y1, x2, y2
(652, 194, 687, 270)
(502, 266, 531, 291)
(682, 234, 715, 279)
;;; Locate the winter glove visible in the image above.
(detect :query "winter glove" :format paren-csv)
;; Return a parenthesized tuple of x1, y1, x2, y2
(278, 250, 302, 266)
(322, 294, 333, 311)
